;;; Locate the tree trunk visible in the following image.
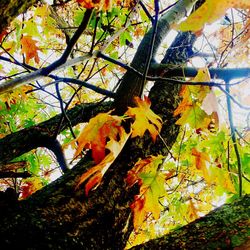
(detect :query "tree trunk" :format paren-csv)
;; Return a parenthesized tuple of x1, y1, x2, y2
(131, 195, 250, 250)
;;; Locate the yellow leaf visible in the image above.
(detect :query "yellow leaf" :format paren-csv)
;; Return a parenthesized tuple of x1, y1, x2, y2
(176, 0, 250, 32)
(1, 41, 16, 55)
(189, 68, 211, 102)
(192, 148, 210, 170)
(0, 85, 33, 108)
(35, 4, 49, 18)
(126, 96, 162, 142)
(21, 36, 40, 64)
(174, 68, 212, 128)
(193, 67, 211, 82)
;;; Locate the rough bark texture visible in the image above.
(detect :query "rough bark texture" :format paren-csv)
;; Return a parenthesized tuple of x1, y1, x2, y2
(132, 195, 250, 250)
(114, 0, 198, 114)
(0, 0, 37, 32)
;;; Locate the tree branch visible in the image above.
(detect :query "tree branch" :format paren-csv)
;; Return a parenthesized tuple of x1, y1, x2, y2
(151, 64, 250, 81)
(114, 0, 198, 113)
(225, 79, 243, 197)
(0, 101, 112, 168)
(0, 55, 114, 97)
(0, 171, 31, 179)
(0, 9, 93, 94)
(0, 0, 37, 32)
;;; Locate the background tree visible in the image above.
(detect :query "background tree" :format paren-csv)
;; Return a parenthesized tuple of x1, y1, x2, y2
(0, 0, 249, 249)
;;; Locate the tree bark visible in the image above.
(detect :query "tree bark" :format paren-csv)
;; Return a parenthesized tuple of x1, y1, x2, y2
(0, 0, 37, 33)
(131, 195, 250, 250)
(0, 101, 112, 167)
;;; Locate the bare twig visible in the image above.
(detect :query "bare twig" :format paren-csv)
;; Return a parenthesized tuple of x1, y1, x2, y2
(225, 79, 243, 197)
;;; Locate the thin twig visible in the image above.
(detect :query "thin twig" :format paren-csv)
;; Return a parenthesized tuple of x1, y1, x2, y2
(141, 0, 159, 94)
(225, 79, 242, 197)
(139, 0, 154, 24)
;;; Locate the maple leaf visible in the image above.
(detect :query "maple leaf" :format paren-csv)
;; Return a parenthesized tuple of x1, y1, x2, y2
(201, 91, 219, 116)
(126, 155, 166, 231)
(21, 36, 40, 64)
(76, 0, 134, 10)
(76, 128, 131, 196)
(77, 0, 95, 9)
(191, 148, 210, 170)
(126, 96, 162, 142)
(174, 68, 214, 129)
(175, 104, 210, 129)
(0, 85, 33, 108)
(73, 111, 124, 164)
(192, 148, 211, 183)
(130, 195, 146, 230)
(176, 0, 250, 32)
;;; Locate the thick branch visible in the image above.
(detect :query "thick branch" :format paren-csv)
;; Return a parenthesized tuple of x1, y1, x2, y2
(0, 171, 31, 179)
(114, 0, 198, 113)
(132, 195, 250, 249)
(0, 101, 112, 168)
(152, 64, 250, 81)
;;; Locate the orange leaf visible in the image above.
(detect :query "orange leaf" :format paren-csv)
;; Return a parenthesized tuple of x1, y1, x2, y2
(73, 112, 124, 164)
(126, 96, 162, 142)
(173, 95, 193, 117)
(21, 36, 40, 64)
(76, 0, 112, 10)
(76, 128, 131, 195)
(130, 195, 146, 230)
(85, 172, 102, 196)
(0, 30, 8, 43)
(77, 0, 95, 9)
(187, 199, 199, 221)
(192, 148, 211, 183)
(191, 148, 210, 170)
